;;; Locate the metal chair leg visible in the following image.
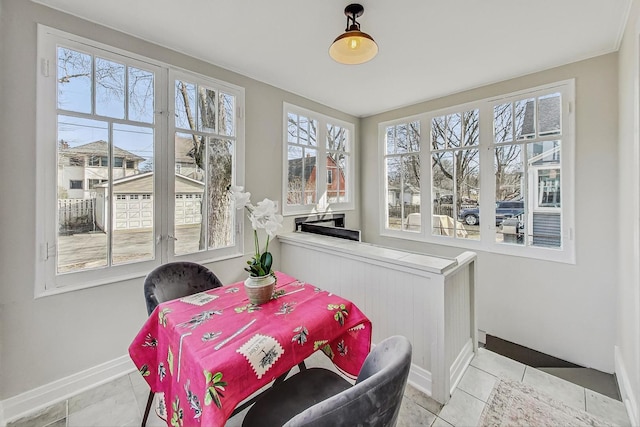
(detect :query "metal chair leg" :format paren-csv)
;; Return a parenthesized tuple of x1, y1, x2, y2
(142, 390, 153, 427)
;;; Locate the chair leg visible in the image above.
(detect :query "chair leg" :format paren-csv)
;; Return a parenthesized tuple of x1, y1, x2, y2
(142, 390, 154, 427)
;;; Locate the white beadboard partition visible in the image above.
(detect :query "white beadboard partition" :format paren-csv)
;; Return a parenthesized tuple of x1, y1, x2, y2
(278, 232, 477, 404)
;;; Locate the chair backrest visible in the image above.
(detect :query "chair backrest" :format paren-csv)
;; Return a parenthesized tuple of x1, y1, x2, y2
(143, 261, 223, 315)
(284, 335, 412, 427)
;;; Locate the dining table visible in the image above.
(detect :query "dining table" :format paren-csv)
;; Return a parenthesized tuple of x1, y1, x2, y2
(129, 271, 372, 427)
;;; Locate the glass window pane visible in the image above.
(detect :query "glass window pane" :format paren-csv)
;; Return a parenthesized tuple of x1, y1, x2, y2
(386, 157, 402, 230)
(538, 93, 561, 136)
(402, 155, 421, 232)
(95, 57, 125, 119)
(431, 116, 447, 150)
(447, 113, 462, 148)
(395, 123, 408, 153)
(128, 67, 154, 123)
(303, 148, 317, 204)
(288, 113, 298, 143)
(432, 151, 454, 233)
(527, 140, 561, 166)
(455, 149, 480, 240)
(175, 80, 196, 130)
(56, 116, 109, 273)
(112, 123, 154, 264)
(386, 126, 395, 154)
(327, 152, 348, 203)
(494, 144, 525, 245)
(494, 103, 513, 143)
(206, 138, 234, 250)
(57, 47, 92, 114)
(219, 92, 235, 136)
(327, 124, 348, 151)
(463, 110, 479, 146)
(287, 145, 303, 205)
(515, 98, 535, 140)
(198, 86, 216, 133)
(174, 133, 205, 256)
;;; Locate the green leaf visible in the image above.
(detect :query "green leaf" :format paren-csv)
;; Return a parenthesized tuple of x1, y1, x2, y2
(260, 252, 273, 272)
(204, 370, 212, 383)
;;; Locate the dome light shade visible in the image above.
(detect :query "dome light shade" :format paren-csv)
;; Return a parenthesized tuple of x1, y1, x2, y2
(329, 4, 378, 65)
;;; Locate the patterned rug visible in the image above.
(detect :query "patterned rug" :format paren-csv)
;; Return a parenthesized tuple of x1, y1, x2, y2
(479, 379, 617, 427)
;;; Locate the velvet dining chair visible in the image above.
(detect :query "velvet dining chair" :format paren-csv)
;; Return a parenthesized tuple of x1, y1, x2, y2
(141, 261, 223, 426)
(241, 335, 412, 427)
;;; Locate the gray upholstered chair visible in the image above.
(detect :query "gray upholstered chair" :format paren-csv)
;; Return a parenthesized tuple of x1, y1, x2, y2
(141, 261, 223, 426)
(241, 335, 412, 427)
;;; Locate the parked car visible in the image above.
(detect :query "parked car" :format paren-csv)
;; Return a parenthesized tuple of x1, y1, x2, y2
(458, 200, 524, 226)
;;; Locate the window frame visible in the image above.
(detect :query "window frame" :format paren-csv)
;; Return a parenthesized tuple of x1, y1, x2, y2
(282, 103, 355, 216)
(378, 80, 575, 264)
(35, 25, 245, 296)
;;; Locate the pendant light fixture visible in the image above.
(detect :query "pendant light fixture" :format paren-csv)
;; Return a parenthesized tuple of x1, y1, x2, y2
(329, 3, 378, 65)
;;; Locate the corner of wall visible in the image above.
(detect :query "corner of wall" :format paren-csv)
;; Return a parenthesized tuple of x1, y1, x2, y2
(615, 346, 639, 427)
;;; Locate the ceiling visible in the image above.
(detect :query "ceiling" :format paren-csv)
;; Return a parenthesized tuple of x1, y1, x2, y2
(33, 0, 631, 117)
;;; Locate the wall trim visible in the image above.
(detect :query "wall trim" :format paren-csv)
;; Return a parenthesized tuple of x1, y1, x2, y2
(1, 355, 135, 425)
(408, 363, 433, 398)
(449, 338, 475, 395)
(615, 346, 639, 427)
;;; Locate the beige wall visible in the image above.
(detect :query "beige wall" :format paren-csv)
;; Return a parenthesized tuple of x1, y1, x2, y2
(0, 0, 358, 400)
(361, 54, 619, 373)
(617, 0, 640, 424)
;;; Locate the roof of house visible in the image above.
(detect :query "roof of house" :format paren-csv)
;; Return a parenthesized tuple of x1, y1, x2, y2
(288, 156, 317, 182)
(60, 140, 145, 162)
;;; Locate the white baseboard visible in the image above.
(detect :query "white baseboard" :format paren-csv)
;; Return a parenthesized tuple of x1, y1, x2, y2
(449, 338, 474, 395)
(1, 355, 135, 425)
(408, 363, 433, 398)
(615, 346, 639, 427)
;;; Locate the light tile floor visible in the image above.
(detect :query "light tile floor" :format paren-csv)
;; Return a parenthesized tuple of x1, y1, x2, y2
(6, 348, 631, 427)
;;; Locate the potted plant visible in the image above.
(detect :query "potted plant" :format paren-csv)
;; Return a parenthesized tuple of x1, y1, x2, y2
(229, 186, 284, 304)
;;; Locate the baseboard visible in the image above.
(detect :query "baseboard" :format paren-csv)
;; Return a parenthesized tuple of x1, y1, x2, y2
(615, 346, 639, 427)
(1, 355, 135, 424)
(449, 338, 474, 395)
(408, 363, 432, 399)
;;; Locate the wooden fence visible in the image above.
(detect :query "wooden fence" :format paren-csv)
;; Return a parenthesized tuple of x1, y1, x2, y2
(58, 199, 95, 233)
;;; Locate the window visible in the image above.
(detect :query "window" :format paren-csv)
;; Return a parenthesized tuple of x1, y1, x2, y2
(36, 26, 245, 293)
(379, 81, 574, 263)
(283, 103, 355, 214)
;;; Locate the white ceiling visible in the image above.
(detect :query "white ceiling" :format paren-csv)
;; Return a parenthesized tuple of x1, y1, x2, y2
(33, 0, 631, 117)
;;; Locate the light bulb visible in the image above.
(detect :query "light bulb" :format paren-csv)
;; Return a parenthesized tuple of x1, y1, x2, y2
(349, 37, 360, 50)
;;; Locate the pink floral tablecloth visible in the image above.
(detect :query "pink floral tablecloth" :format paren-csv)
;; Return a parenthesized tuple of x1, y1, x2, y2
(129, 271, 372, 427)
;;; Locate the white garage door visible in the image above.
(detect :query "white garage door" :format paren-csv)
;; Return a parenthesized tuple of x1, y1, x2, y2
(114, 194, 153, 229)
(175, 194, 202, 225)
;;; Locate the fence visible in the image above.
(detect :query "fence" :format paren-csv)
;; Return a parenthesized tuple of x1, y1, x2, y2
(58, 198, 96, 234)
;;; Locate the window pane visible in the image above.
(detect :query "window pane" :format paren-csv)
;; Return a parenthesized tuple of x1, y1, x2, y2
(463, 110, 480, 146)
(57, 47, 92, 114)
(287, 144, 317, 206)
(206, 138, 234, 250)
(287, 113, 298, 143)
(402, 155, 421, 231)
(327, 152, 348, 203)
(56, 116, 109, 274)
(538, 93, 561, 136)
(515, 98, 535, 140)
(128, 67, 154, 123)
(112, 123, 154, 265)
(219, 92, 235, 136)
(175, 133, 204, 255)
(455, 149, 480, 240)
(386, 157, 402, 230)
(198, 86, 216, 133)
(386, 126, 395, 154)
(494, 144, 524, 245)
(494, 103, 513, 143)
(432, 151, 454, 233)
(447, 113, 462, 148)
(432, 116, 447, 150)
(95, 57, 125, 118)
(175, 80, 196, 130)
(327, 124, 348, 151)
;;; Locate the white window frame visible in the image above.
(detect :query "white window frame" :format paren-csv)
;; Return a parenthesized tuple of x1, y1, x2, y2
(379, 80, 575, 264)
(282, 103, 355, 216)
(35, 25, 245, 296)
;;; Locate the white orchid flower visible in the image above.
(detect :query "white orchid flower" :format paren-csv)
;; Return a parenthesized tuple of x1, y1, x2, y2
(229, 186, 252, 210)
(263, 214, 284, 237)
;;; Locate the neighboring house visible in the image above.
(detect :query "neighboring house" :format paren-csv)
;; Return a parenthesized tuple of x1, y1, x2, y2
(175, 136, 204, 180)
(94, 172, 204, 231)
(287, 155, 346, 204)
(58, 140, 144, 199)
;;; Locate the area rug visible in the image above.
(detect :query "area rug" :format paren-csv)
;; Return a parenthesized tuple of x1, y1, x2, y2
(478, 379, 617, 427)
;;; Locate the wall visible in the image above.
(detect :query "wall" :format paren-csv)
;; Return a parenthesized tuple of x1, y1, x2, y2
(360, 54, 619, 373)
(0, 0, 358, 400)
(617, 0, 640, 424)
